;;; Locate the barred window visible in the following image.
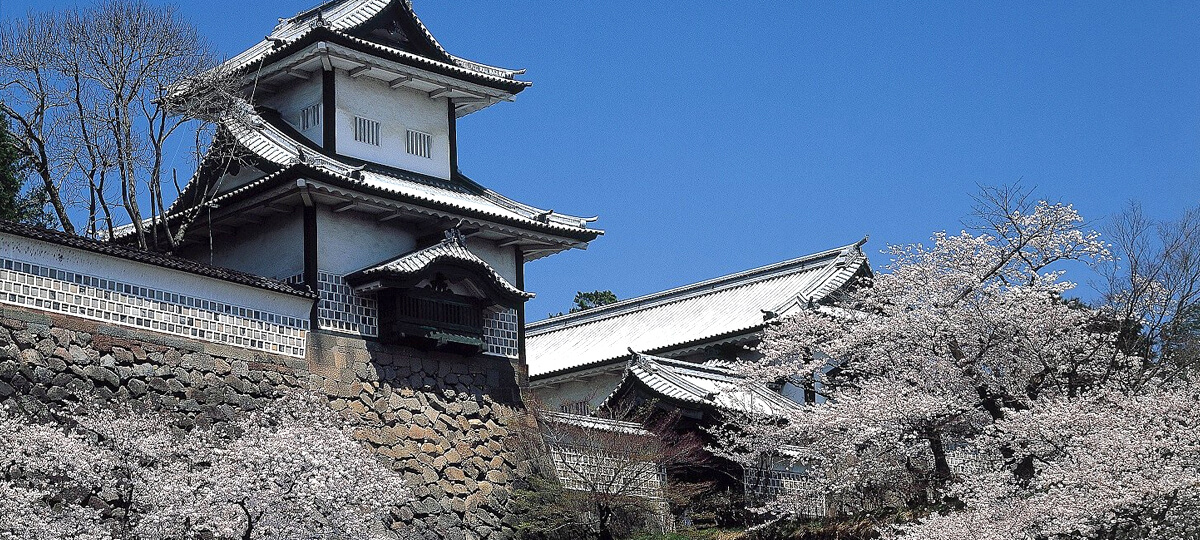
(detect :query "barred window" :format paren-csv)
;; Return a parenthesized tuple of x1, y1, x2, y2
(559, 401, 591, 415)
(299, 103, 321, 131)
(406, 129, 432, 158)
(354, 116, 381, 146)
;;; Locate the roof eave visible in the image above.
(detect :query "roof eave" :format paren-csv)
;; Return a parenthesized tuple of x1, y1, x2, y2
(232, 27, 530, 96)
(528, 323, 765, 381)
(0, 221, 315, 299)
(527, 242, 864, 334)
(156, 163, 601, 246)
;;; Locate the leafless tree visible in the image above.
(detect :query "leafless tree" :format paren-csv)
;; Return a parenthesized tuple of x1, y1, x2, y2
(515, 399, 709, 539)
(0, 0, 245, 249)
(1099, 202, 1200, 386)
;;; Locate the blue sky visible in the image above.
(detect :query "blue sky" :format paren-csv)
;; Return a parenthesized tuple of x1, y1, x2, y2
(3, 0, 1198, 317)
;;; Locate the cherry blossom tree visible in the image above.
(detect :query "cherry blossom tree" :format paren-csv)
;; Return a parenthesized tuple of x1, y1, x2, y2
(0, 392, 410, 539)
(714, 187, 1200, 538)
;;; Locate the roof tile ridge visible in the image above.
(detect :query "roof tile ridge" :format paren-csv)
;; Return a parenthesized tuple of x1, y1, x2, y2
(528, 322, 766, 380)
(354, 234, 531, 298)
(646, 359, 754, 393)
(526, 242, 864, 333)
(629, 352, 714, 403)
(0, 220, 314, 298)
(768, 249, 870, 316)
(237, 107, 362, 178)
(334, 33, 532, 87)
(447, 54, 525, 80)
(278, 0, 379, 36)
(394, 0, 526, 78)
(454, 171, 598, 230)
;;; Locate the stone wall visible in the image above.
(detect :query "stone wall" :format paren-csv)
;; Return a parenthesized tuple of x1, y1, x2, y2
(0, 304, 534, 540)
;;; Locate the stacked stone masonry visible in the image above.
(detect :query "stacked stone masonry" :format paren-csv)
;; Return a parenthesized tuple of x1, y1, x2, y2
(0, 304, 534, 540)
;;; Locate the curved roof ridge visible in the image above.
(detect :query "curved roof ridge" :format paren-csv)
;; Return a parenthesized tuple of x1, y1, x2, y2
(347, 235, 533, 300)
(528, 240, 866, 333)
(224, 0, 527, 85)
(455, 172, 595, 229)
(599, 351, 802, 416)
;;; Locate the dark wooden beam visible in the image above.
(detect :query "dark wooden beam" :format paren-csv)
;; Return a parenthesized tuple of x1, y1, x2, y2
(332, 201, 357, 213)
(322, 68, 336, 153)
(388, 75, 412, 89)
(206, 224, 235, 235)
(516, 246, 527, 384)
(447, 98, 458, 173)
(303, 204, 319, 328)
(378, 211, 405, 223)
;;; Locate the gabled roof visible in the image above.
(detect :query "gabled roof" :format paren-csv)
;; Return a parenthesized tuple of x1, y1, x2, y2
(222, 0, 529, 93)
(527, 241, 870, 378)
(116, 105, 600, 244)
(601, 352, 802, 417)
(541, 411, 652, 437)
(345, 233, 533, 302)
(0, 220, 314, 299)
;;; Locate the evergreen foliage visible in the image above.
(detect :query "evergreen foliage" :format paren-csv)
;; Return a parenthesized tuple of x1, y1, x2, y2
(0, 113, 53, 227)
(571, 290, 619, 313)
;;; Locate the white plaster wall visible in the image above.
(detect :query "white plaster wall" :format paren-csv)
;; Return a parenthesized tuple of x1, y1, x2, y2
(335, 71, 450, 179)
(316, 206, 419, 275)
(465, 237, 518, 285)
(217, 164, 270, 194)
(0, 232, 313, 320)
(530, 369, 625, 412)
(263, 76, 323, 148)
(179, 209, 304, 281)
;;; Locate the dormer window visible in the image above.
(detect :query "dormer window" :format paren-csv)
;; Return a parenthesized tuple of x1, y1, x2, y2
(354, 116, 381, 146)
(299, 103, 321, 131)
(406, 129, 432, 158)
(343, 230, 533, 356)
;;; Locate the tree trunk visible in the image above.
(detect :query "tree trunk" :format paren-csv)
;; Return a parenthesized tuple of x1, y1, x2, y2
(927, 430, 952, 484)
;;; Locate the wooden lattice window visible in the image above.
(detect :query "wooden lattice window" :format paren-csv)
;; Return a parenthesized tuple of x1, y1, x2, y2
(406, 129, 431, 158)
(354, 116, 381, 146)
(299, 103, 321, 131)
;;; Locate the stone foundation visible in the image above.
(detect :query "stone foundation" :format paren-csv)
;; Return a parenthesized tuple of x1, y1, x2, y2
(0, 304, 534, 539)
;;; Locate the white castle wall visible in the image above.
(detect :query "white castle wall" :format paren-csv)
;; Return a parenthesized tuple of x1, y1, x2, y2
(264, 75, 324, 148)
(0, 232, 312, 357)
(336, 71, 451, 179)
(180, 208, 305, 281)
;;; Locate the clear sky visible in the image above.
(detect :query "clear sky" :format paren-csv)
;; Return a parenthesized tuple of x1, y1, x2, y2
(2, 0, 1198, 318)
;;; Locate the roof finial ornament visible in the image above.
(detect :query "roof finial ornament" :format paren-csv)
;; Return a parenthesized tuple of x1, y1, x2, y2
(443, 227, 466, 246)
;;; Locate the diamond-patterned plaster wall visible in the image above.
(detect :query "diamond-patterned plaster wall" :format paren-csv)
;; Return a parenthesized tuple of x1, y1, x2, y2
(0, 257, 308, 357)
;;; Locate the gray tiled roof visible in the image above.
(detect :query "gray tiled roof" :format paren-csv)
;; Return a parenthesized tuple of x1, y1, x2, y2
(541, 411, 651, 436)
(0, 220, 315, 298)
(347, 236, 532, 299)
(222, 0, 528, 89)
(602, 352, 803, 417)
(119, 105, 600, 243)
(527, 241, 869, 378)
